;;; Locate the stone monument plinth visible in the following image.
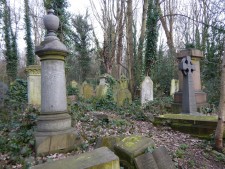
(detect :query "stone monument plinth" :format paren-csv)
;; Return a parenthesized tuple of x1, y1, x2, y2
(172, 49, 207, 113)
(34, 9, 78, 155)
(25, 65, 41, 106)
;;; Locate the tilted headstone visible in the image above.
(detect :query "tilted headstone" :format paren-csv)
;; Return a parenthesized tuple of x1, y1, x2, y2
(96, 75, 108, 98)
(116, 76, 132, 106)
(34, 9, 77, 155)
(25, 65, 41, 106)
(170, 79, 179, 97)
(0, 81, 8, 107)
(141, 76, 153, 105)
(134, 146, 175, 169)
(81, 81, 94, 99)
(31, 147, 120, 169)
(179, 56, 198, 115)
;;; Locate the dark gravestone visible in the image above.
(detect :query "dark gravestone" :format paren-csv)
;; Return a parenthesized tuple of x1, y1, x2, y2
(134, 146, 175, 169)
(179, 56, 198, 115)
(0, 81, 8, 107)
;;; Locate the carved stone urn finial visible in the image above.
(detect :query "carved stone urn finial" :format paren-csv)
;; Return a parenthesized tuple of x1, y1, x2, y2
(43, 9, 59, 36)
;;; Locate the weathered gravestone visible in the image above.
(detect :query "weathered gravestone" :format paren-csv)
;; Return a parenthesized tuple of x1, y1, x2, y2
(170, 79, 179, 98)
(34, 9, 78, 155)
(179, 56, 198, 115)
(0, 81, 8, 107)
(70, 80, 78, 88)
(31, 147, 120, 169)
(81, 81, 94, 99)
(173, 49, 207, 113)
(115, 76, 132, 106)
(114, 135, 155, 169)
(25, 65, 41, 106)
(141, 76, 153, 105)
(134, 146, 175, 169)
(96, 75, 108, 98)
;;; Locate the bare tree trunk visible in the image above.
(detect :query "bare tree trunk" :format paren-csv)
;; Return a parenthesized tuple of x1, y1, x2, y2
(126, 0, 134, 95)
(157, 0, 175, 55)
(137, 0, 148, 84)
(215, 43, 225, 151)
(116, 0, 125, 79)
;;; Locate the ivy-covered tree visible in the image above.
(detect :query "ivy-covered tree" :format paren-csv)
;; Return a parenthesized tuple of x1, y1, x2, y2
(44, 0, 72, 46)
(144, 0, 159, 75)
(3, 0, 17, 83)
(24, 0, 35, 66)
(71, 12, 93, 82)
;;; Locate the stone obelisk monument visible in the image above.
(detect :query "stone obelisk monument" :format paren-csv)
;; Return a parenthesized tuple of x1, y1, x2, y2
(34, 9, 77, 155)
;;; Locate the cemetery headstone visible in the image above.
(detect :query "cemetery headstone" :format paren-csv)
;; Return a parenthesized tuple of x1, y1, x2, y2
(82, 81, 94, 99)
(25, 65, 41, 106)
(173, 49, 207, 113)
(0, 81, 8, 107)
(70, 80, 78, 88)
(141, 76, 153, 105)
(170, 79, 179, 97)
(134, 146, 175, 169)
(31, 147, 120, 169)
(34, 9, 78, 155)
(116, 76, 132, 106)
(96, 75, 108, 98)
(179, 56, 198, 115)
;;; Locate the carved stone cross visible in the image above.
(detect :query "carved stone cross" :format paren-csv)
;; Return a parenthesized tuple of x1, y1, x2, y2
(179, 56, 198, 115)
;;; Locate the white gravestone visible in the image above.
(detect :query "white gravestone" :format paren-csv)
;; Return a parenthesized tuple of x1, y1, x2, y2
(141, 76, 153, 105)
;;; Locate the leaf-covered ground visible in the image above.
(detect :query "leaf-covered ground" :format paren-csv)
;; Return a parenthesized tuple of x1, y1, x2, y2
(1, 110, 225, 169)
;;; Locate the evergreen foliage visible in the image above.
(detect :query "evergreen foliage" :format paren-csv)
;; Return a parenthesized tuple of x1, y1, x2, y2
(3, 0, 17, 83)
(24, 0, 35, 66)
(202, 23, 225, 106)
(71, 12, 93, 82)
(144, 0, 159, 76)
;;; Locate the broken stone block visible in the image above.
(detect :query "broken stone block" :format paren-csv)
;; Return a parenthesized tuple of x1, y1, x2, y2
(31, 147, 120, 169)
(114, 135, 155, 169)
(134, 146, 175, 169)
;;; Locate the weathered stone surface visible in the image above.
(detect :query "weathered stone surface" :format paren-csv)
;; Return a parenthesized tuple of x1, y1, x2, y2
(31, 147, 120, 169)
(115, 76, 132, 106)
(96, 84, 108, 99)
(179, 56, 198, 115)
(70, 80, 78, 88)
(81, 81, 94, 99)
(141, 76, 153, 105)
(26, 65, 41, 106)
(95, 136, 125, 151)
(0, 81, 8, 107)
(35, 128, 79, 155)
(170, 79, 179, 97)
(114, 135, 155, 168)
(134, 146, 175, 169)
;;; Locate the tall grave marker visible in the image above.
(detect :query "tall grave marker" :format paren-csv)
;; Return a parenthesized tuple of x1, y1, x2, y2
(34, 9, 77, 155)
(179, 56, 198, 115)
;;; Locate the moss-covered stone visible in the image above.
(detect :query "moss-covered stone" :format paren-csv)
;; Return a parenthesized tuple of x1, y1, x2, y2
(31, 147, 120, 169)
(154, 114, 225, 139)
(114, 135, 155, 169)
(95, 136, 125, 151)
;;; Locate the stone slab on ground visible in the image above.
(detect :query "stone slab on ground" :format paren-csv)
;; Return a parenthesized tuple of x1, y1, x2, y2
(31, 147, 120, 169)
(134, 146, 175, 169)
(114, 135, 155, 169)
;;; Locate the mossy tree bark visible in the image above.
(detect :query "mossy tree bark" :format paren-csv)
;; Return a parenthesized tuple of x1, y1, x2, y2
(215, 43, 225, 151)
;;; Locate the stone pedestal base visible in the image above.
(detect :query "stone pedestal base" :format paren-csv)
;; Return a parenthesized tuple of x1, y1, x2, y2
(35, 128, 80, 155)
(172, 91, 208, 114)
